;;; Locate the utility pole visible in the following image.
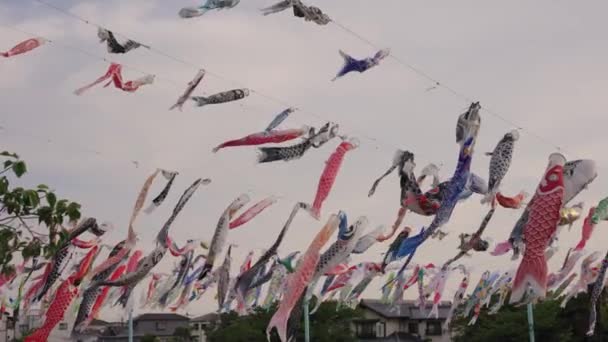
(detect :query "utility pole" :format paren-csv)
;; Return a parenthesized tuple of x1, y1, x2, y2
(526, 303, 535, 342)
(128, 307, 133, 342)
(303, 299, 310, 342)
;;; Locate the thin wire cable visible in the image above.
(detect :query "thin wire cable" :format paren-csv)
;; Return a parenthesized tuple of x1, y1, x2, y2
(28, 0, 422, 154)
(20, 0, 578, 161)
(329, 19, 566, 152)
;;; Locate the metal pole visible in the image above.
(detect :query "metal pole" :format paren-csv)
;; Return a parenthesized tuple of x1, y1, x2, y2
(128, 307, 133, 342)
(526, 303, 535, 342)
(303, 299, 310, 342)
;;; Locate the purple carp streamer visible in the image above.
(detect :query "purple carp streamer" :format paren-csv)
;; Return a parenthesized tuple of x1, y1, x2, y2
(332, 49, 390, 81)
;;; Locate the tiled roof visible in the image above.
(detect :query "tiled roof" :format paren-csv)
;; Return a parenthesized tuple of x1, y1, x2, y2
(190, 312, 220, 322)
(134, 313, 190, 322)
(359, 299, 451, 320)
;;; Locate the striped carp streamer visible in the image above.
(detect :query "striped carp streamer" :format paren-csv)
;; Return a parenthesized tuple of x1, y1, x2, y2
(97, 28, 143, 54)
(198, 194, 251, 282)
(332, 49, 390, 81)
(481, 130, 519, 204)
(171, 70, 206, 111)
(96, 178, 209, 296)
(26, 246, 98, 342)
(309, 138, 359, 219)
(265, 108, 296, 132)
(73, 241, 129, 335)
(74, 63, 154, 95)
(191, 89, 249, 107)
(266, 214, 339, 342)
(34, 217, 103, 302)
(75, 264, 126, 334)
(234, 203, 308, 304)
(587, 251, 608, 336)
(144, 170, 178, 214)
(1, 37, 46, 58)
(443, 268, 469, 332)
(261, 0, 331, 24)
(257, 122, 339, 163)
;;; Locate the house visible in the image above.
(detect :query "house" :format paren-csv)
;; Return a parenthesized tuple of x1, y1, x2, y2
(189, 313, 220, 342)
(353, 299, 452, 342)
(98, 313, 191, 342)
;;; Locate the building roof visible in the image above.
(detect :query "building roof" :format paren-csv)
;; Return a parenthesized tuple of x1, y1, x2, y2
(358, 332, 423, 342)
(190, 313, 220, 322)
(359, 299, 451, 320)
(134, 313, 190, 322)
(89, 319, 109, 326)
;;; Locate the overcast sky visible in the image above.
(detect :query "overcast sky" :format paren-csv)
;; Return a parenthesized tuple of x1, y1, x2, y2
(1, 0, 608, 322)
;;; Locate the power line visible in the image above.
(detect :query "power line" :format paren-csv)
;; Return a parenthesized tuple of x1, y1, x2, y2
(329, 18, 566, 152)
(27, 0, 435, 157)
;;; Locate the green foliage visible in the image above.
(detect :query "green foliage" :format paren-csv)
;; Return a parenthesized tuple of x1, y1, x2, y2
(172, 326, 193, 341)
(451, 290, 608, 342)
(141, 335, 160, 342)
(203, 301, 362, 342)
(0, 152, 81, 275)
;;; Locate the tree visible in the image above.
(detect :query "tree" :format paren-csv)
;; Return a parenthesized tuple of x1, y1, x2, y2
(203, 301, 362, 342)
(172, 326, 193, 341)
(450, 290, 608, 342)
(0, 151, 81, 276)
(141, 335, 159, 342)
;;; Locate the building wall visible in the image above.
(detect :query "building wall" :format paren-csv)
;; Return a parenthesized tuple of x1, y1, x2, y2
(357, 309, 451, 341)
(189, 322, 208, 342)
(134, 319, 189, 336)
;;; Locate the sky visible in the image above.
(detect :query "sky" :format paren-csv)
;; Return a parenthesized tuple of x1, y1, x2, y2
(1, 0, 608, 323)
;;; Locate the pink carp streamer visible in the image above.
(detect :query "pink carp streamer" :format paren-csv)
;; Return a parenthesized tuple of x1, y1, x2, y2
(82, 265, 126, 330)
(74, 63, 154, 95)
(26, 247, 98, 342)
(229, 196, 278, 229)
(510, 154, 566, 303)
(1, 38, 45, 58)
(267, 214, 339, 342)
(213, 128, 309, 153)
(575, 207, 596, 251)
(309, 139, 359, 219)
